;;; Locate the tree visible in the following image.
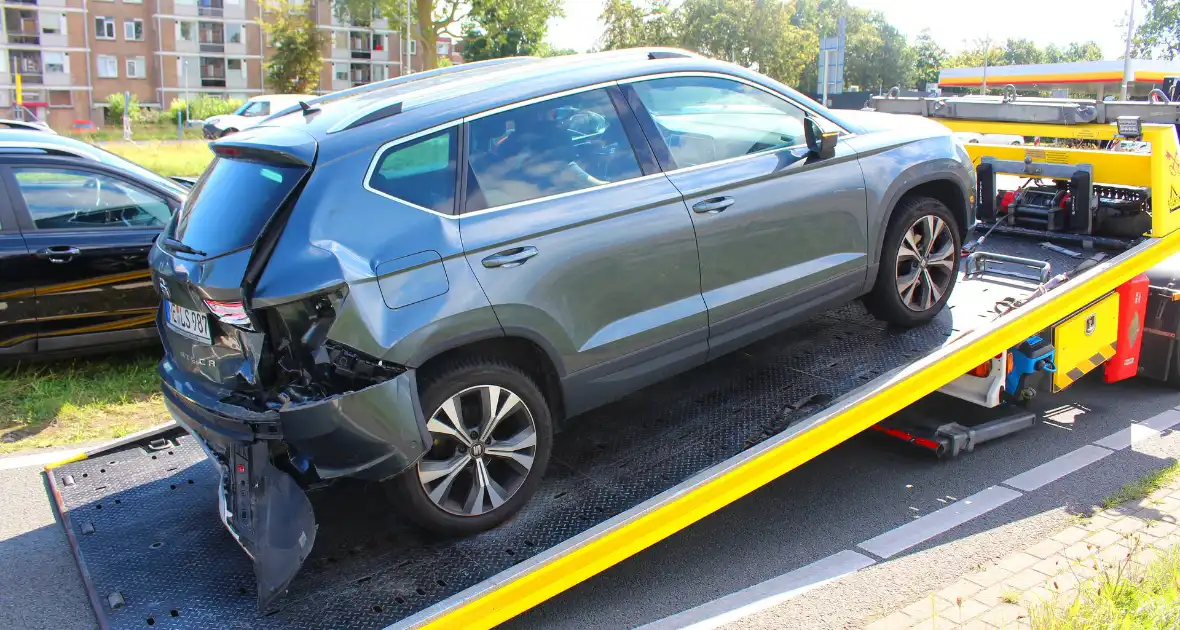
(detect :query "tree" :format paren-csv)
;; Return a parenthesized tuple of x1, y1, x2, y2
(999, 38, 1044, 66)
(333, 0, 464, 71)
(598, 0, 679, 50)
(792, 0, 913, 93)
(461, 0, 563, 62)
(260, 0, 327, 93)
(912, 30, 947, 90)
(1134, 0, 1180, 59)
(677, 0, 816, 86)
(1064, 41, 1104, 61)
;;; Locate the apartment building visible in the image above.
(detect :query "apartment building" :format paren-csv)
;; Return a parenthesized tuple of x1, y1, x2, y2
(0, 0, 458, 129)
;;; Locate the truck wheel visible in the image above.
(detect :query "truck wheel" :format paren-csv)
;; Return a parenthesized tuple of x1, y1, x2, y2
(865, 196, 961, 327)
(388, 358, 553, 536)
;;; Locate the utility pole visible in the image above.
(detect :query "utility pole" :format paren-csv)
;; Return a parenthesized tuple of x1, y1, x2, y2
(981, 36, 990, 95)
(821, 49, 830, 107)
(1121, 0, 1136, 100)
(404, 0, 412, 75)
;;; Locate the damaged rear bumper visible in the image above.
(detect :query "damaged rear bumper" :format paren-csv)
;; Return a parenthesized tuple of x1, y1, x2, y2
(160, 366, 431, 607)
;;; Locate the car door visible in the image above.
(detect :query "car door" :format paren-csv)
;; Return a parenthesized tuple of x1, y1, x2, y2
(0, 181, 37, 355)
(623, 74, 869, 357)
(3, 160, 175, 351)
(457, 85, 708, 413)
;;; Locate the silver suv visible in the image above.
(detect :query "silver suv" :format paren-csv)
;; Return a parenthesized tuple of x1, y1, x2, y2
(150, 49, 975, 602)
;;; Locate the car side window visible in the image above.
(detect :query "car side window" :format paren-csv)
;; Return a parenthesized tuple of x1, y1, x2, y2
(465, 87, 643, 212)
(13, 167, 172, 230)
(367, 127, 459, 213)
(631, 76, 808, 169)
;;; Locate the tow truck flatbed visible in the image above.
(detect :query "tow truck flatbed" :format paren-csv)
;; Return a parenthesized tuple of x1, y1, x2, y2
(45, 121, 1180, 630)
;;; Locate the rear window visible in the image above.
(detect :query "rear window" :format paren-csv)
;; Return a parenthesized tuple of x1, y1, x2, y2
(171, 157, 305, 256)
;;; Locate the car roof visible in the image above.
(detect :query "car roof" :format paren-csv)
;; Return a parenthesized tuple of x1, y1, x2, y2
(0, 130, 188, 197)
(233, 48, 844, 165)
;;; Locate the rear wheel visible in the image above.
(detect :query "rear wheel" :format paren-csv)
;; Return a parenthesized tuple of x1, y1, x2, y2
(388, 358, 553, 536)
(865, 196, 961, 327)
(220, 127, 238, 137)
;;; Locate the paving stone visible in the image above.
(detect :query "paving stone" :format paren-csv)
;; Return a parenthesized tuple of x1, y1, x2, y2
(1024, 585, 1057, 605)
(972, 583, 1009, 606)
(1084, 528, 1126, 548)
(1050, 526, 1090, 545)
(1005, 568, 1051, 590)
(1097, 543, 1135, 566)
(935, 580, 983, 603)
(959, 619, 997, 630)
(1109, 517, 1147, 534)
(1061, 541, 1099, 561)
(977, 603, 1029, 628)
(996, 552, 1040, 574)
(909, 619, 956, 630)
(964, 565, 1013, 589)
(902, 596, 953, 621)
(1080, 514, 1117, 532)
(865, 610, 919, 630)
(1143, 521, 1179, 539)
(1045, 570, 1083, 594)
(1031, 554, 1069, 577)
(945, 598, 991, 622)
(1025, 539, 1066, 559)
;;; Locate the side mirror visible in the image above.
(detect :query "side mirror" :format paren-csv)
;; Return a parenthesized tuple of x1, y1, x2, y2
(805, 117, 838, 160)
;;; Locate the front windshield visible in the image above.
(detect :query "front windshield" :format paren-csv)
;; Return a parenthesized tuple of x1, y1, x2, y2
(235, 100, 268, 117)
(84, 144, 189, 198)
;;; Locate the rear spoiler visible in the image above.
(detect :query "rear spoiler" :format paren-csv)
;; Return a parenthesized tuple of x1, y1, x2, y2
(209, 127, 317, 167)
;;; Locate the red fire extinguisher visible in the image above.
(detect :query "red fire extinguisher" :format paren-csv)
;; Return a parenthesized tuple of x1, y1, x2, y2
(1106, 273, 1150, 383)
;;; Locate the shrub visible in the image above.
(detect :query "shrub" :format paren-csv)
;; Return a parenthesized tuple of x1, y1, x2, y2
(189, 95, 244, 121)
(105, 92, 141, 124)
(167, 98, 188, 123)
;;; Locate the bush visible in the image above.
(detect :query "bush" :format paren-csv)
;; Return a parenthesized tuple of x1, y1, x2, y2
(166, 95, 242, 123)
(105, 92, 140, 124)
(167, 98, 188, 123)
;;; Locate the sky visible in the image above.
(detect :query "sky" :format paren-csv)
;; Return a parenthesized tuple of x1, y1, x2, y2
(546, 0, 1137, 59)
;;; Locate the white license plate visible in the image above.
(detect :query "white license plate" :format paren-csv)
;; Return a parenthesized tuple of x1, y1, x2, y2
(165, 300, 211, 344)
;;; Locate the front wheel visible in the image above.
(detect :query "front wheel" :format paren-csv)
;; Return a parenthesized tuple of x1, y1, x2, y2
(864, 196, 961, 327)
(387, 358, 553, 536)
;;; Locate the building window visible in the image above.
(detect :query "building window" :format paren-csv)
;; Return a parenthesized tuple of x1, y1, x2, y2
(178, 21, 195, 42)
(95, 17, 116, 40)
(333, 63, 347, 81)
(96, 55, 118, 78)
(436, 41, 449, 55)
(175, 0, 195, 4)
(227, 58, 245, 80)
(124, 0, 143, 4)
(43, 52, 67, 73)
(409, 39, 416, 55)
(49, 90, 72, 107)
(124, 19, 144, 41)
(41, 13, 66, 36)
(126, 56, 146, 79)
(226, 23, 243, 44)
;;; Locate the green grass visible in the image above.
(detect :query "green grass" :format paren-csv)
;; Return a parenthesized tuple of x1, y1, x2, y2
(0, 352, 169, 454)
(1101, 461, 1180, 509)
(1031, 546, 1180, 629)
(70, 123, 205, 142)
(101, 140, 214, 177)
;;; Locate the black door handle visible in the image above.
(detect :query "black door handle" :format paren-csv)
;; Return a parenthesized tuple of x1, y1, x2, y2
(36, 246, 82, 264)
(692, 197, 735, 214)
(482, 246, 538, 268)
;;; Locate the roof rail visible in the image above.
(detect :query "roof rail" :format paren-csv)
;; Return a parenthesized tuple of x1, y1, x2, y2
(337, 102, 404, 133)
(0, 140, 91, 159)
(262, 56, 540, 124)
(647, 50, 694, 60)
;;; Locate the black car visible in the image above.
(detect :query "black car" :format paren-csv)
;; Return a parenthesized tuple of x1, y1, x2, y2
(0, 131, 189, 359)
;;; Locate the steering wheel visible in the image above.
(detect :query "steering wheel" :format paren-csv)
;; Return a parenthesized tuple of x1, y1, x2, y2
(81, 177, 103, 208)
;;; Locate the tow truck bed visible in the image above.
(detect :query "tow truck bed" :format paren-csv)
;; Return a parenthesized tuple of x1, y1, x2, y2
(45, 232, 1171, 630)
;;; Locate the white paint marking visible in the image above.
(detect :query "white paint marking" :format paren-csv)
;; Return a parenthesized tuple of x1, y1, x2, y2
(1002, 445, 1113, 492)
(857, 486, 1022, 559)
(0, 448, 85, 471)
(634, 550, 876, 630)
(1094, 424, 1163, 451)
(1140, 409, 1180, 432)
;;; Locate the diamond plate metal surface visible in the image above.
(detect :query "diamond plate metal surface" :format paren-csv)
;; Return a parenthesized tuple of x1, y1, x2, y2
(53, 236, 1080, 629)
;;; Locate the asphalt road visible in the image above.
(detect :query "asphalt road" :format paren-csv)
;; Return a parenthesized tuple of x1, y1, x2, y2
(1, 373, 1177, 630)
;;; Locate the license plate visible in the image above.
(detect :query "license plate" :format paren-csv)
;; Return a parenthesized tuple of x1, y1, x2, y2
(165, 300, 211, 344)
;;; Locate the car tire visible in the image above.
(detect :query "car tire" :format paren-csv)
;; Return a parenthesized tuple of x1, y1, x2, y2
(220, 128, 237, 137)
(387, 357, 553, 536)
(864, 196, 962, 327)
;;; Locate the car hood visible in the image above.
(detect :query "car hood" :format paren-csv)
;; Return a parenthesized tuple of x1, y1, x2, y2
(839, 109, 951, 136)
(207, 114, 250, 129)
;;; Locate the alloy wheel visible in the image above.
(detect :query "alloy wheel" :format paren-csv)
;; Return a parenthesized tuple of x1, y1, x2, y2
(895, 214, 956, 312)
(417, 385, 538, 517)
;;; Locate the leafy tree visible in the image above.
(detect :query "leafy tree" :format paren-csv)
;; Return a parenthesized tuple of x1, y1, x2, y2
(792, 0, 913, 93)
(260, 0, 327, 93)
(912, 30, 946, 90)
(534, 43, 577, 57)
(1063, 41, 1104, 61)
(1133, 0, 1180, 59)
(999, 38, 1044, 65)
(333, 0, 463, 70)
(598, 0, 679, 50)
(461, 0, 563, 62)
(1043, 43, 1066, 63)
(677, 0, 816, 86)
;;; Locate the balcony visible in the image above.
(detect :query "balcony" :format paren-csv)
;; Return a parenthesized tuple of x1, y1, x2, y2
(350, 49, 371, 60)
(8, 0, 37, 5)
(201, 75, 226, 87)
(199, 22, 224, 52)
(200, 41, 224, 53)
(17, 72, 42, 84)
(197, 0, 223, 17)
(7, 32, 39, 45)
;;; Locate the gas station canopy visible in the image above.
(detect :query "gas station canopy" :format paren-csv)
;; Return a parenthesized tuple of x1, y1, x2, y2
(938, 59, 1180, 97)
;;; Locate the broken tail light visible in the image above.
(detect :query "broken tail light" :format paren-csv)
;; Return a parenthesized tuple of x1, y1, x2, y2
(205, 299, 255, 330)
